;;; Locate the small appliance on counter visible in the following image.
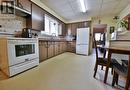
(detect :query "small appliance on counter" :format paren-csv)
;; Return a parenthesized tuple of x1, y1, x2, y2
(22, 28, 32, 38)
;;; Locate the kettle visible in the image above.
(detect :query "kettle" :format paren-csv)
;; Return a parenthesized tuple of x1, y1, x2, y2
(22, 28, 32, 38)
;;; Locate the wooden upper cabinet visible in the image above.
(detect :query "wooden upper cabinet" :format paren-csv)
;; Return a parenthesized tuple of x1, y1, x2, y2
(78, 22, 83, 28)
(32, 4, 44, 30)
(18, 0, 31, 12)
(78, 21, 91, 28)
(62, 23, 66, 36)
(66, 24, 71, 35)
(66, 21, 91, 36)
(71, 23, 78, 35)
(84, 21, 91, 27)
(66, 24, 71, 30)
(66, 23, 77, 35)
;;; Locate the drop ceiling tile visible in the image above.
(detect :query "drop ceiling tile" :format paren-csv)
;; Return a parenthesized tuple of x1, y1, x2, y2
(69, 2, 81, 13)
(40, 0, 129, 22)
(103, 0, 117, 4)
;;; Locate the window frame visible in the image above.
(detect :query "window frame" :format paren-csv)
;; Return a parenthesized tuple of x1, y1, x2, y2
(44, 14, 62, 36)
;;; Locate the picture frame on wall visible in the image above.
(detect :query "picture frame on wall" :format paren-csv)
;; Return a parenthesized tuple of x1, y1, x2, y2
(110, 26, 117, 40)
(110, 26, 115, 34)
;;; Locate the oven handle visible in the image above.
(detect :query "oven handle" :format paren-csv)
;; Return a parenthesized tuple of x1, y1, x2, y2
(9, 57, 39, 67)
(25, 58, 30, 61)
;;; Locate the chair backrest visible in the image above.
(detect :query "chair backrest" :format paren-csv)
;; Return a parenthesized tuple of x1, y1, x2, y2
(108, 48, 130, 77)
(93, 35, 99, 59)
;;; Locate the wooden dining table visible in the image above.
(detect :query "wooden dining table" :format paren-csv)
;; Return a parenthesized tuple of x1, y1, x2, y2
(98, 41, 130, 85)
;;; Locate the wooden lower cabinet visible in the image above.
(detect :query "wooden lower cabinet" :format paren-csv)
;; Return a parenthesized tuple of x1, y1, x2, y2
(39, 41, 72, 62)
(39, 41, 48, 62)
(54, 42, 60, 56)
(47, 42, 55, 58)
(59, 42, 63, 54)
(67, 41, 76, 53)
(59, 42, 67, 53)
(62, 42, 67, 52)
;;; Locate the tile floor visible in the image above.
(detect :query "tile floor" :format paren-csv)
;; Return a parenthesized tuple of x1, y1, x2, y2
(0, 52, 125, 90)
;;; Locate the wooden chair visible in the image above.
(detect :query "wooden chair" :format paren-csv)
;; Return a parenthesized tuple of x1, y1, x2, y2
(93, 36, 117, 78)
(110, 49, 130, 90)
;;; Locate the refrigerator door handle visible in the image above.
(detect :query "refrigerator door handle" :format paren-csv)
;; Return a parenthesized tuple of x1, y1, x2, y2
(76, 44, 88, 45)
(77, 44, 81, 45)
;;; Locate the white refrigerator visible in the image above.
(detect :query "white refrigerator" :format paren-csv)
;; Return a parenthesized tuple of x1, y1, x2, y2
(76, 28, 90, 55)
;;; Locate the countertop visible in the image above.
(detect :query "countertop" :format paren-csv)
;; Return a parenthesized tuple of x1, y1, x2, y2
(0, 37, 75, 42)
(38, 37, 75, 42)
(0, 37, 38, 40)
(116, 31, 130, 41)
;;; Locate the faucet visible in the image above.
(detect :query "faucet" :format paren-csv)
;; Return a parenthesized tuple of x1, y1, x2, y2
(51, 33, 56, 40)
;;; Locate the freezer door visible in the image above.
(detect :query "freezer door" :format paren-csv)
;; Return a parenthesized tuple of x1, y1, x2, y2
(76, 44, 89, 55)
(76, 28, 90, 44)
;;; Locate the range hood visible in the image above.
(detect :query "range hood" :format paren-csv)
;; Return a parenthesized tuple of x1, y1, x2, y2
(14, 6, 31, 17)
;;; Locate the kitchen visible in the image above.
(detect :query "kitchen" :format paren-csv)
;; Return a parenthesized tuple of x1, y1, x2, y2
(0, 0, 130, 90)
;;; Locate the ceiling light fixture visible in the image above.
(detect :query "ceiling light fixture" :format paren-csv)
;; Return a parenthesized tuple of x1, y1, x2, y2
(79, 0, 86, 12)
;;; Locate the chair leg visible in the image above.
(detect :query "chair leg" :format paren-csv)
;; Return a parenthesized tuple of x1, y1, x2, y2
(111, 67, 114, 75)
(115, 74, 119, 85)
(101, 65, 103, 70)
(94, 65, 96, 71)
(94, 60, 98, 71)
(93, 64, 98, 78)
(112, 71, 116, 86)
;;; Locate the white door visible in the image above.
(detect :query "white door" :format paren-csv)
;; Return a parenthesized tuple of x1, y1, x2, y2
(76, 45, 88, 55)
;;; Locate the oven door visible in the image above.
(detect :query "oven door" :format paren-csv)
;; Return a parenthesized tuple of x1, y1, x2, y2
(7, 40, 39, 66)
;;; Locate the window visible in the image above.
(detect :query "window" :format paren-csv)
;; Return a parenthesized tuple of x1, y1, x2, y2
(44, 15, 62, 36)
(45, 16, 50, 34)
(58, 24, 62, 35)
(95, 33, 103, 41)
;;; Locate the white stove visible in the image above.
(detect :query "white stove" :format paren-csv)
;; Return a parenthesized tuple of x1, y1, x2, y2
(0, 38, 39, 77)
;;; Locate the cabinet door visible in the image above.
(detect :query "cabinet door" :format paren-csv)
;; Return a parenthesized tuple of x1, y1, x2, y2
(67, 42, 76, 53)
(66, 24, 72, 35)
(39, 41, 48, 62)
(18, 0, 31, 12)
(78, 22, 83, 28)
(32, 4, 44, 30)
(71, 23, 78, 35)
(67, 42, 71, 52)
(62, 42, 67, 52)
(66, 23, 78, 36)
(62, 23, 66, 36)
(54, 42, 59, 56)
(48, 42, 54, 58)
(59, 42, 63, 54)
(61, 42, 65, 53)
